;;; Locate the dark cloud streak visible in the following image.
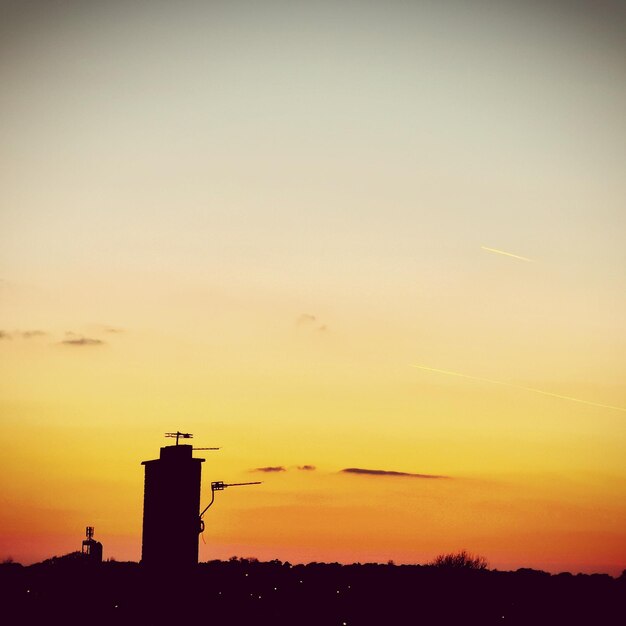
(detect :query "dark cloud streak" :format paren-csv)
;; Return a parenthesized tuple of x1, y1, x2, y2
(252, 466, 286, 473)
(0, 329, 47, 339)
(60, 337, 105, 346)
(341, 467, 448, 479)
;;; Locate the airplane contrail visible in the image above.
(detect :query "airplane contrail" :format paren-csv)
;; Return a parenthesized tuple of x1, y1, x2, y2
(481, 246, 534, 262)
(410, 364, 626, 413)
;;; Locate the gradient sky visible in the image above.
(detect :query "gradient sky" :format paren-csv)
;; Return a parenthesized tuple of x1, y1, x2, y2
(1, 0, 625, 574)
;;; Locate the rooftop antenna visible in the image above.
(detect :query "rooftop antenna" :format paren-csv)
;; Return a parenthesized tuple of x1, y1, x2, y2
(199, 481, 261, 531)
(81, 526, 103, 562)
(165, 432, 220, 451)
(165, 431, 193, 445)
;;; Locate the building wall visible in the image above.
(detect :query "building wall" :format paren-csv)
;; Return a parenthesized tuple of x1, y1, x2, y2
(141, 445, 204, 569)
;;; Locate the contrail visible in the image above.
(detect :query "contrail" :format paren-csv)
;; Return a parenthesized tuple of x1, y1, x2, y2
(481, 246, 534, 262)
(410, 364, 626, 413)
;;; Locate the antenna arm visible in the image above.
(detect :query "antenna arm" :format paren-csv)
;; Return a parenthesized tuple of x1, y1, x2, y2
(199, 486, 216, 519)
(199, 480, 261, 521)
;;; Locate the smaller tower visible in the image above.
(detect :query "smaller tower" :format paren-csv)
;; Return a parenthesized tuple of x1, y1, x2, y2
(81, 526, 103, 563)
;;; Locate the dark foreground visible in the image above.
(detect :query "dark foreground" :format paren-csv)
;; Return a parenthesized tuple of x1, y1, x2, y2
(1, 556, 624, 625)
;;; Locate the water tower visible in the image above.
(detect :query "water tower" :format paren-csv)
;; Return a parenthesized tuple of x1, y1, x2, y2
(141, 432, 206, 569)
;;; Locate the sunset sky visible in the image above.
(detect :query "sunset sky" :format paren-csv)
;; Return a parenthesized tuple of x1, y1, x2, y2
(1, 0, 625, 574)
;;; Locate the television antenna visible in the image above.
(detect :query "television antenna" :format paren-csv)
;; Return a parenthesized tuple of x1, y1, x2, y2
(199, 481, 261, 531)
(164, 432, 221, 451)
(165, 431, 193, 445)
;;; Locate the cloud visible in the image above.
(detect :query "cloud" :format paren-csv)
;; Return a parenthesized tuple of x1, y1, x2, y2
(0, 329, 48, 340)
(297, 314, 330, 333)
(341, 467, 448, 479)
(60, 337, 105, 346)
(250, 465, 316, 473)
(102, 326, 124, 333)
(410, 363, 626, 414)
(480, 246, 534, 262)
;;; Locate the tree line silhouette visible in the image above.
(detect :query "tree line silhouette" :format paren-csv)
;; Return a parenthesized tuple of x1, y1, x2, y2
(1, 552, 624, 625)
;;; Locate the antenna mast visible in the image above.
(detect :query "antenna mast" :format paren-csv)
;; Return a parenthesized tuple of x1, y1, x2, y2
(199, 481, 262, 522)
(165, 431, 193, 446)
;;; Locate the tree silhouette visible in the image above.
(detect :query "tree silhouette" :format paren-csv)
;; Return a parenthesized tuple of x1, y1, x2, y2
(428, 550, 488, 570)
(1, 555, 624, 624)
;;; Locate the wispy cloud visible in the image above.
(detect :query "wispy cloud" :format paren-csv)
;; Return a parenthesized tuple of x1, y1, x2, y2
(297, 313, 329, 333)
(297, 465, 316, 471)
(252, 466, 286, 473)
(297, 313, 317, 325)
(60, 337, 105, 346)
(341, 467, 448, 479)
(0, 329, 48, 340)
(20, 330, 47, 338)
(481, 246, 534, 262)
(410, 363, 626, 413)
(102, 326, 124, 334)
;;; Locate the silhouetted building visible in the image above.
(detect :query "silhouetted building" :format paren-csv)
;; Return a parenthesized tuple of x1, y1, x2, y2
(81, 526, 103, 563)
(141, 442, 205, 569)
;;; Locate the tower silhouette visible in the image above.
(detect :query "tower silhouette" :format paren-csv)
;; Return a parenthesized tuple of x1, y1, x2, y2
(81, 526, 103, 562)
(141, 433, 205, 569)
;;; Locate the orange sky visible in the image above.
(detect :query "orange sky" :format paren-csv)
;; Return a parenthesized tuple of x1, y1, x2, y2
(1, 1, 625, 574)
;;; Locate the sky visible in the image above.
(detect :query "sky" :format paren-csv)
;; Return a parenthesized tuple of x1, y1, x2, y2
(1, 0, 625, 574)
